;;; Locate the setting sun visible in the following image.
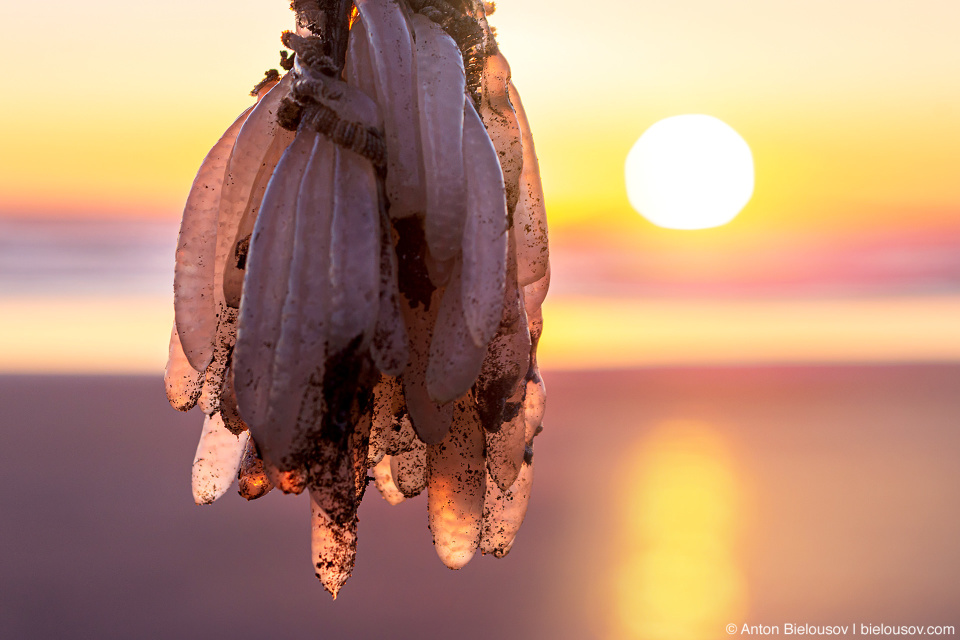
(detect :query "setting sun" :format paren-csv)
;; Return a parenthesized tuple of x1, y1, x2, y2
(625, 114, 754, 230)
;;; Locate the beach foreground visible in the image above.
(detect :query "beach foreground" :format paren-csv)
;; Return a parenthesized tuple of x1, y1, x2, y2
(2, 366, 958, 639)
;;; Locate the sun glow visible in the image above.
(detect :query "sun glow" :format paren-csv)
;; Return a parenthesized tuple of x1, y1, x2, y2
(625, 115, 754, 230)
(613, 421, 747, 639)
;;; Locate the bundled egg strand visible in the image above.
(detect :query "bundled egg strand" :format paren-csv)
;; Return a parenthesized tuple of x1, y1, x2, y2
(164, 0, 548, 598)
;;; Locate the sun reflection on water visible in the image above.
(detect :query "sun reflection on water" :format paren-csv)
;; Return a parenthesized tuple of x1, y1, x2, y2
(612, 420, 747, 640)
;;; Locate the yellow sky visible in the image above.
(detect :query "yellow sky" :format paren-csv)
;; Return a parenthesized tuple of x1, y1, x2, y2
(494, 0, 960, 235)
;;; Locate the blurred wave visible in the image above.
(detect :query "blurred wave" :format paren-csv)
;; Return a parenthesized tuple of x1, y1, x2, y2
(550, 225, 960, 299)
(5, 216, 960, 301)
(0, 217, 178, 297)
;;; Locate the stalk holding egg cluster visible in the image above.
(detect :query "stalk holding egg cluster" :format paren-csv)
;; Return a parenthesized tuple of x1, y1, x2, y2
(164, 0, 549, 598)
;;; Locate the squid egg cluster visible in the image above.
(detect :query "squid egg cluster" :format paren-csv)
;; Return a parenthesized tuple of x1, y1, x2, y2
(164, 0, 548, 598)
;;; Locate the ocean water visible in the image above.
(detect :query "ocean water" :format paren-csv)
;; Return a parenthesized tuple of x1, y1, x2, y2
(5, 216, 960, 301)
(0, 217, 178, 297)
(4, 215, 960, 373)
(1, 218, 958, 636)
